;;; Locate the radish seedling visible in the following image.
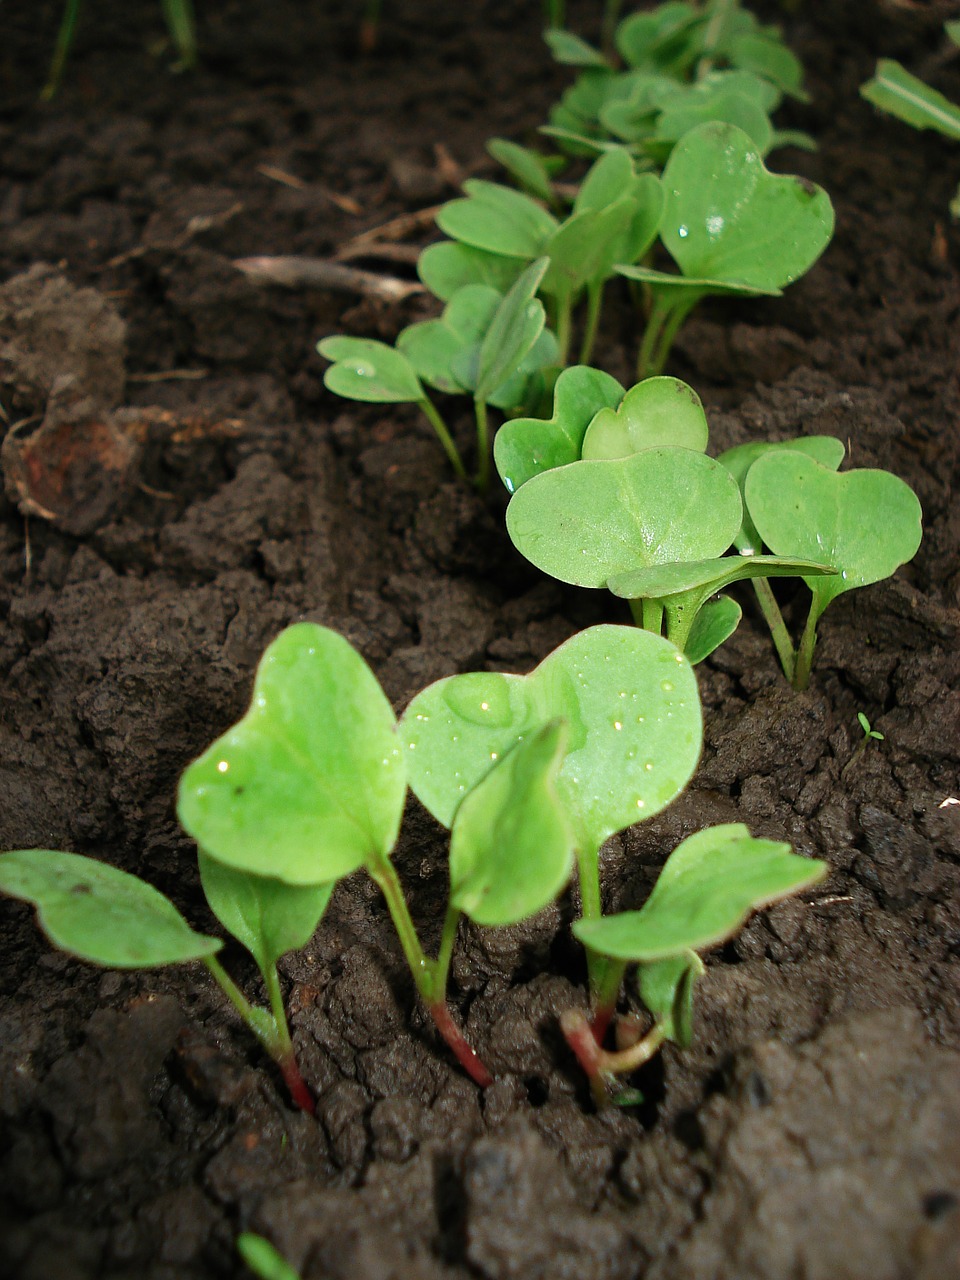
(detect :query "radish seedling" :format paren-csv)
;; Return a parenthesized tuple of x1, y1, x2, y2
(401, 623, 703, 1025)
(319, 260, 556, 491)
(744, 452, 923, 689)
(617, 122, 834, 376)
(0, 849, 329, 1114)
(563, 823, 828, 1097)
(435, 149, 662, 363)
(841, 711, 885, 781)
(237, 1233, 301, 1280)
(505, 446, 834, 662)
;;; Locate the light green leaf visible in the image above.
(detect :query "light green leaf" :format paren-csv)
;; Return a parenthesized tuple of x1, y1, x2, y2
(198, 851, 333, 981)
(0, 850, 221, 968)
(494, 365, 624, 493)
(607, 554, 837, 603)
(718, 435, 845, 553)
(683, 595, 741, 665)
(651, 90, 773, 158)
(418, 242, 523, 302)
(861, 59, 960, 141)
(437, 180, 558, 259)
(398, 285, 501, 394)
(574, 823, 828, 960)
(541, 197, 640, 302)
(487, 138, 556, 203)
(574, 146, 637, 213)
(581, 376, 708, 460)
(237, 1234, 302, 1280)
(638, 950, 704, 1046)
(449, 721, 574, 926)
(744, 453, 923, 624)
(402, 624, 702, 854)
(317, 337, 424, 404)
(545, 29, 611, 68)
(506, 447, 742, 589)
(728, 34, 808, 101)
(178, 624, 407, 885)
(475, 258, 550, 404)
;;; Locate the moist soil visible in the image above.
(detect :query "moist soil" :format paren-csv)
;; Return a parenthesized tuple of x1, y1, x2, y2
(1, 3, 959, 1278)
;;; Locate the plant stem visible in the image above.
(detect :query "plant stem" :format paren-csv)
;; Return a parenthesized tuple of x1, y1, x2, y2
(367, 859, 494, 1087)
(474, 398, 491, 493)
(601, 0, 624, 55)
(590, 957, 627, 1042)
(544, 0, 565, 30)
(561, 1007, 667, 1102)
(555, 297, 573, 367)
(579, 281, 604, 365)
(204, 957, 315, 1115)
(792, 598, 820, 691)
(751, 578, 796, 683)
(418, 398, 469, 484)
(42, 0, 82, 100)
(637, 298, 671, 381)
(577, 839, 615, 1008)
(642, 597, 664, 635)
(161, 0, 198, 69)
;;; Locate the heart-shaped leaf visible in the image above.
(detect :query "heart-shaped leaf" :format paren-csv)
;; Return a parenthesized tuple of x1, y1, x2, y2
(506, 447, 743, 589)
(651, 88, 773, 157)
(545, 29, 612, 68)
(495, 365, 625, 494)
(449, 721, 575, 926)
(718, 435, 845, 553)
(178, 624, 407, 885)
(638, 950, 704, 1045)
(581, 376, 708, 460)
(418, 242, 524, 302)
(616, 4, 702, 75)
(437, 180, 558, 260)
(398, 285, 502, 394)
(574, 823, 828, 960)
(318, 337, 424, 404)
(542, 197, 641, 303)
(198, 851, 334, 981)
(402, 623, 702, 854)
(744, 453, 923, 623)
(621, 122, 833, 294)
(0, 850, 221, 968)
(728, 33, 808, 101)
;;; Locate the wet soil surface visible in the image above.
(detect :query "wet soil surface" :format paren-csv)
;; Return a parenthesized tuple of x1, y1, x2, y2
(1, 2, 959, 1277)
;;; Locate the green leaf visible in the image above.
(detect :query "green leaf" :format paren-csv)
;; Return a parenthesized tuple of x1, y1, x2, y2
(418, 242, 524, 302)
(607, 554, 837, 603)
(620, 122, 834, 293)
(178, 624, 407, 885)
(744, 453, 923, 624)
(449, 721, 574, 926)
(198, 851, 333, 981)
(638, 950, 704, 1046)
(728, 34, 809, 102)
(545, 29, 611, 68)
(683, 595, 741, 665)
(494, 365, 624, 494)
(437, 180, 558, 259)
(237, 1234, 302, 1280)
(398, 285, 502, 394)
(475, 258, 550, 404)
(947, 20, 960, 48)
(861, 59, 960, 142)
(574, 147, 637, 213)
(616, 4, 702, 75)
(581, 376, 708, 460)
(0, 850, 221, 968)
(317, 337, 424, 404)
(718, 435, 846, 554)
(541, 196, 640, 303)
(505, 447, 742, 589)
(574, 823, 828, 960)
(402, 624, 702, 853)
(487, 138, 557, 204)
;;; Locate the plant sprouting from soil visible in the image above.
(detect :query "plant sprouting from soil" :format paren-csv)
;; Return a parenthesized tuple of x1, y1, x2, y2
(840, 711, 885, 782)
(617, 122, 834, 376)
(237, 1233, 302, 1280)
(861, 22, 960, 219)
(319, 259, 556, 490)
(563, 823, 828, 1099)
(0, 848, 327, 1114)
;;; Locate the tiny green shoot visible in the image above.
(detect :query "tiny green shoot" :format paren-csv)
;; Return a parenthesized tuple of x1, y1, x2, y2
(237, 1233, 301, 1280)
(841, 711, 885, 781)
(563, 823, 828, 1097)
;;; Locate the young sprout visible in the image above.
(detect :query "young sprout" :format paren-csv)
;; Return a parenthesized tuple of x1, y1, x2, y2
(861, 24, 960, 219)
(841, 712, 885, 782)
(564, 823, 828, 1099)
(743, 452, 923, 689)
(617, 122, 834, 376)
(505, 445, 834, 663)
(237, 1233, 301, 1280)
(401, 624, 703, 1028)
(0, 850, 328, 1114)
(319, 260, 556, 491)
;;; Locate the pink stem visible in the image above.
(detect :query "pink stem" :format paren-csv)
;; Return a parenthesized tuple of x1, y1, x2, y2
(428, 1002, 494, 1088)
(279, 1054, 316, 1116)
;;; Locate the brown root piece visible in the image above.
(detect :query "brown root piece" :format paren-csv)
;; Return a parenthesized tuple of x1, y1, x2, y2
(233, 255, 424, 301)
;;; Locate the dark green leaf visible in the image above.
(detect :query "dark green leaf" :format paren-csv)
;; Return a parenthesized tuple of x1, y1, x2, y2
(638, 950, 703, 1046)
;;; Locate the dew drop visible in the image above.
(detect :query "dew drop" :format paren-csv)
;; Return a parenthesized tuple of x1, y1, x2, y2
(353, 362, 375, 378)
(217, 760, 229, 773)
(660, 679, 674, 692)
(408, 742, 416, 750)
(636, 799, 646, 809)
(614, 721, 622, 731)
(644, 760, 654, 772)
(255, 695, 267, 708)
(480, 701, 490, 711)
(677, 224, 689, 238)
(490, 751, 498, 761)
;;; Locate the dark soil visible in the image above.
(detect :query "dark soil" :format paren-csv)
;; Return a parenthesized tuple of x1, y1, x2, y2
(1, 2, 959, 1278)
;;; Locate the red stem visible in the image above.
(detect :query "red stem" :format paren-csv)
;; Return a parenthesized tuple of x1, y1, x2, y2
(279, 1054, 316, 1116)
(590, 1006, 615, 1044)
(428, 1001, 494, 1088)
(561, 1009, 604, 1079)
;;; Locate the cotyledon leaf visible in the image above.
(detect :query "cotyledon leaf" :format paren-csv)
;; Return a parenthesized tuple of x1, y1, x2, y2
(0, 850, 221, 968)
(402, 623, 702, 854)
(317, 337, 424, 404)
(178, 623, 407, 886)
(581, 376, 708, 460)
(574, 823, 828, 960)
